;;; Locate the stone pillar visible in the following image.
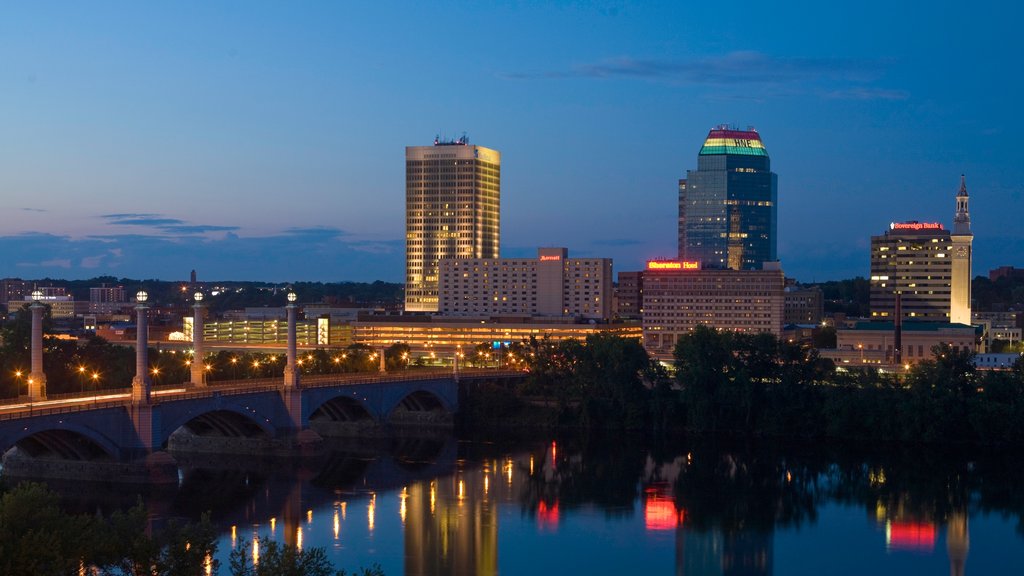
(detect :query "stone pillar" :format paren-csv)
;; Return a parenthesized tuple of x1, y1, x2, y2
(190, 295, 205, 387)
(131, 291, 151, 404)
(379, 347, 387, 373)
(27, 299, 47, 400)
(283, 292, 299, 388)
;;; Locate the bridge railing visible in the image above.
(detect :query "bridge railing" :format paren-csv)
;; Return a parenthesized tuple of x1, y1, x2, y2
(0, 399, 128, 421)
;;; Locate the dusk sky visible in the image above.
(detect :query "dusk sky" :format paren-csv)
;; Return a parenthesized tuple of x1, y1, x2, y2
(2, 1, 1020, 284)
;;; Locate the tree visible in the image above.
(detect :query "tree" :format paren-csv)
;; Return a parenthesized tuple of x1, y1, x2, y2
(229, 541, 384, 576)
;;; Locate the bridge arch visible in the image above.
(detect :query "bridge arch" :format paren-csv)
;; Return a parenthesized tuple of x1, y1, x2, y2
(160, 405, 276, 448)
(385, 389, 453, 423)
(3, 423, 120, 461)
(309, 396, 375, 423)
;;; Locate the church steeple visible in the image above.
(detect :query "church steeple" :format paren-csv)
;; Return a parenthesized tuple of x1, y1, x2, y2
(953, 174, 972, 236)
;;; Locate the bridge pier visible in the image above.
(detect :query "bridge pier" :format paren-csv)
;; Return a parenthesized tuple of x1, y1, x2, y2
(284, 290, 300, 389)
(191, 292, 206, 387)
(27, 293, 47, 400)
(131, 290, 152, 404)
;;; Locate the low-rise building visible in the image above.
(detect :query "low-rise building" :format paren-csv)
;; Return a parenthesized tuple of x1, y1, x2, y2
(820, 321, 978, 367)
(784, 286, 823, 325)
(352, 315, 641, 360)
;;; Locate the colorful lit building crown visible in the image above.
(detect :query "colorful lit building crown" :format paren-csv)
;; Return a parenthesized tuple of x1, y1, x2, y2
(698, 128, 767, 157)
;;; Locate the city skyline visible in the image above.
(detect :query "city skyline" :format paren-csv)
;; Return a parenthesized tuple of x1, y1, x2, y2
(2, 2, 1021, 283)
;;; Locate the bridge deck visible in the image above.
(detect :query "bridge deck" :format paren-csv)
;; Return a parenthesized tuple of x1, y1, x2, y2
(0, 368, 525, 420)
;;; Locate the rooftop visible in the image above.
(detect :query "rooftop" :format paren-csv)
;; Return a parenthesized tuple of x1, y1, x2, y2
(699, 126, 768, 157)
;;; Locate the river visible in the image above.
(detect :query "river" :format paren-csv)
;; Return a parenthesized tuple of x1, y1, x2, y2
(7, 432, 1024, 575)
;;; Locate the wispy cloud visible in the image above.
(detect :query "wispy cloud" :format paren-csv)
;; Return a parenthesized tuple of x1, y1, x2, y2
(100, 213, 239, 236)
(504, 51, 905, 100)
(822, 87, 909, 101)
(20, 207, 47, 213)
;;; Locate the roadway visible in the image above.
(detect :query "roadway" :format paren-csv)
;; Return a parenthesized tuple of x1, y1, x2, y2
(0, 368, 524, 420)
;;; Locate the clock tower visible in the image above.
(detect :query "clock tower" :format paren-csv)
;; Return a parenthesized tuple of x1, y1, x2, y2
(950, 175, 973, 325)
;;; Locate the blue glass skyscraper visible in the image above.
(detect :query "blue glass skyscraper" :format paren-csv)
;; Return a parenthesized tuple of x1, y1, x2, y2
(678, 126, 778, 270)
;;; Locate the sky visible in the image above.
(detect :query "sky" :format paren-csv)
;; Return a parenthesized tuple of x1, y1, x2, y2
(2, 1, 1021, 284)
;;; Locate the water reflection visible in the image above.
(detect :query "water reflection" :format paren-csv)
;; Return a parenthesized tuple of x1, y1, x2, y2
(9, 434, 1024, 575)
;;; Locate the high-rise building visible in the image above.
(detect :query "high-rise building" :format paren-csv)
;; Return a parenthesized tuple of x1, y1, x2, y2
(406, 137, 500, 312)
(869, 177, 974, 324)
(869, 221, 952, 322)
(678, 125, 778, 270)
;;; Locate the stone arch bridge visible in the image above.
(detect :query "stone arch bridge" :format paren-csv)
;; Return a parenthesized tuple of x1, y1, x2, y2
(0, 369, 523, 464)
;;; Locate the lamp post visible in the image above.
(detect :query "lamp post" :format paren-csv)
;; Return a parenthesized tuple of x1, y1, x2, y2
(191, 291, 206, 387)
(284, 290, 299, 388)
(28, 289, 47, 400)
(131, 290, 151, 404)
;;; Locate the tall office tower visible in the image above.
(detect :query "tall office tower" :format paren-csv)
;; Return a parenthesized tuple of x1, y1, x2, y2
(950, 175, 973, 325)
(870, 221, 953, 322)
(406, 137, 500, 312)
(678, 125, 778, 270)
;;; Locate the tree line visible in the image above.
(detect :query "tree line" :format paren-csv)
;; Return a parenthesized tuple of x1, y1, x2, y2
(462, 327, 1024, 446)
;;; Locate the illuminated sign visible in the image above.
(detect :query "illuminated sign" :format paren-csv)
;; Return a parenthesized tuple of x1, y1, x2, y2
(890, 222, 944, 231)
(646, 260, 700, 270)
(539, 255, 562, 262)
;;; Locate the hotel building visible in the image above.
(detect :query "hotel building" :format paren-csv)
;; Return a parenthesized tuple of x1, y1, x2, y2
(869, 176, 973, 324)
(438, 247, 612, 320)
(406, 137, 500, 312)
(678, 126, 778, 270)
(641, 260, 785, 360)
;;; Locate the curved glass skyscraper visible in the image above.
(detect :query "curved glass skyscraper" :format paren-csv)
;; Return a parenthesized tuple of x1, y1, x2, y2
(678, 126, 778, 270)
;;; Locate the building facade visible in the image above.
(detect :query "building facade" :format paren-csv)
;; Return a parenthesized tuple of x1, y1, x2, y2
(784, 286, 824, 325)
(615, 271, 643, 319)
(678, 126, 778, 270)
(642, 260, 785, 360)
(820, 321, 978, 367)
(89, 284, 128, 314)
(352, 316, 641, 360)
(406, 138, 500, 312)
(869, 222, 953, 322)
(437, 247, 613, 320)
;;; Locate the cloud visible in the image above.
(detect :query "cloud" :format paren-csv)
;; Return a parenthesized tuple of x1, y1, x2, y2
(99, 213, 239, 236)
(20, 207, 47, 213)
(348, 241, 399, 254)
(504, 51, 905, 100)
(20, 258, 72, 269)
(159, 224, 241, 234)
(507, 51, 879, 82)
(822, 87, 910, 101)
